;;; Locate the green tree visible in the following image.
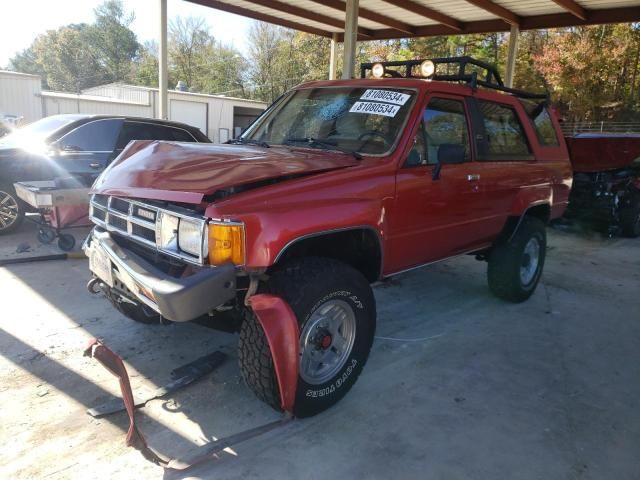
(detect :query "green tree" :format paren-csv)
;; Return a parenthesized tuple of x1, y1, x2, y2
(168, 16, 216, 91)
(31, 25, 107, 92)
(8, 0, 139, 91)
(86, 0, 140, 83)
(132, 41, 159, 87)
(535, 25, 640, 120)
(246, 22, 286, 102)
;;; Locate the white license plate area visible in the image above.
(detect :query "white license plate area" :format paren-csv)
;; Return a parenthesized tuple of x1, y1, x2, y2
(90, 245, 114, 287)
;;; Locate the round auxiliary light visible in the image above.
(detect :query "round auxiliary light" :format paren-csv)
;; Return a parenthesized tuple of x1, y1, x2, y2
(420, 60, 435, 78)
(371, 63, 385, 78)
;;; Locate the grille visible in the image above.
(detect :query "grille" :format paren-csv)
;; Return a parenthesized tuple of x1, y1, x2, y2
(90, 196, 157, 248)
(132, 223, 156, 243)
(89, 195, 207, 265)
(110, 197, 130, 214)
(92, 207, 106, 222)
(108, 214, 128, 232)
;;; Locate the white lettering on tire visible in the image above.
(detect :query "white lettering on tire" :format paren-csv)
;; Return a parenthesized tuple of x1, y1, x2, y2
(305, 359, 358, 397)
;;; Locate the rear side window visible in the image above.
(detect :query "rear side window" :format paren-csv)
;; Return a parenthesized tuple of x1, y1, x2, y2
(58, 119, 122, 152)
(532, 108, 559, 146)
(117, 122, 196, 149)
(170, 127, 198, 142)
(477, 101, 531, 160)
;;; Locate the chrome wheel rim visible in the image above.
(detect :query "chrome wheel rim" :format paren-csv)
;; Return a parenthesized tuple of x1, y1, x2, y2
(0, 190, 19, 231)
(520, 237, 541, 286)
(299, 299, 356, 385)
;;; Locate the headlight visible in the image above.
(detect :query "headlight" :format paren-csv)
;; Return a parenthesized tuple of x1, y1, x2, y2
(157, 212, 179, 250)
(208, 222, 245, 265)
(178, 219, 203, 257)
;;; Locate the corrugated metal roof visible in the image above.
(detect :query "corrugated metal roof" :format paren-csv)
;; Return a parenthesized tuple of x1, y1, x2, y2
(187, 0, 640, 39)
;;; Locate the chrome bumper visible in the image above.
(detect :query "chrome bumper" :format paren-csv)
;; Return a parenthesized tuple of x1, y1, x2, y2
(84, 229, 236, 322)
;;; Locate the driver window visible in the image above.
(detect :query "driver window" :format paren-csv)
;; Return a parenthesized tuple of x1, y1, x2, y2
(423, 98, 470, 165)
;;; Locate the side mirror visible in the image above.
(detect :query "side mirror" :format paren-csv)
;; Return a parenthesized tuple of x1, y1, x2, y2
(438, 144, 465, 165)
(432, 144, 465, 181)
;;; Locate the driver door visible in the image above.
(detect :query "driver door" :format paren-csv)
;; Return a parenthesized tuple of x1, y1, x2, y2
(389, 95, 487, 271)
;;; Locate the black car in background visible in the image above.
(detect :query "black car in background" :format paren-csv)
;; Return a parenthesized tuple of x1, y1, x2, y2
(0, 114, 210, 234)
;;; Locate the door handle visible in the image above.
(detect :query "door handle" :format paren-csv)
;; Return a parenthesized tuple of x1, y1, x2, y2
(89, 163, 101, 169)
(467, 174, 481, 181)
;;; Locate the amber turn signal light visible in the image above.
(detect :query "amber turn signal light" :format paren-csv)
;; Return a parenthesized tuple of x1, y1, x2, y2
(207, 222, 245, 265)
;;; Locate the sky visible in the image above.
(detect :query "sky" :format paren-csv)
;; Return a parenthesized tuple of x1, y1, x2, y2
(0, 0, 253, 68)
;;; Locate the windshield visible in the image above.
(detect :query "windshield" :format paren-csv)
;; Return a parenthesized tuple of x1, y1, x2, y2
(0, 115, 81, 148)
(241, 87, 415, 155)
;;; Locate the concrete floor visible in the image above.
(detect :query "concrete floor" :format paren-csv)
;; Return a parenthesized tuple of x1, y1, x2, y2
(1, 224, 639, 480)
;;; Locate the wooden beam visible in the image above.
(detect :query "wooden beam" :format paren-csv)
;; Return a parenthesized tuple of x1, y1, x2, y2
(462, 0, 521, 26)
(187, 0, 334, 37)
(549, 0, 588, 21)
(188, 2, 640, 43)
(240, 0, 373, 37)
(382, 0, 463, 32)
(521, 7, 640, 29)
(336, 6, 640, 41)
(309, 0, 415, 35)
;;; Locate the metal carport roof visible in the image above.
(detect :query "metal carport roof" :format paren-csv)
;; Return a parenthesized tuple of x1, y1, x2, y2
(185, 0, 640, 40)
(154, 0, 640, 118)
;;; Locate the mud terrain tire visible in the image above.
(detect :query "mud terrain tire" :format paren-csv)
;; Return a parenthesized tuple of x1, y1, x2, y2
(488, 216, 547, 303)
(106, 289, 161, 324)
(239, 257, 376, 417)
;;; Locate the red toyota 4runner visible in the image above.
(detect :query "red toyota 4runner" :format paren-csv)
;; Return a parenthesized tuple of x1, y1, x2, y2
(84, 57, 573, 417)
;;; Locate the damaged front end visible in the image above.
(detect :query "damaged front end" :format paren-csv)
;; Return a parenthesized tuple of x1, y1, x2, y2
(84, 194, 244, 323)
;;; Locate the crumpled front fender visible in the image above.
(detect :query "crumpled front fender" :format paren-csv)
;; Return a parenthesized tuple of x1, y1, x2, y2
(249, 294, 299, 413)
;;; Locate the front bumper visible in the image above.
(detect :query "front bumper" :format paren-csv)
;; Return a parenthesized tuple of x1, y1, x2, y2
(85, 229, 236, 322)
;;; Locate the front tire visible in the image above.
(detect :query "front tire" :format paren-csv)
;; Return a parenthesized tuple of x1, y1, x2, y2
(104, 287, 162, 324)
(0, 183, 24, 235)
(239, 257, 376, 417)
(488, 216, 547, 303)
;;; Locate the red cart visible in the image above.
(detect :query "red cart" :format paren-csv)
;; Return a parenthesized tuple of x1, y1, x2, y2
(14, 180, 91, 251)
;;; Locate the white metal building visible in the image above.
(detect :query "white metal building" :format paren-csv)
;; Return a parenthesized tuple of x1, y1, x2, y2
(0, 71, 43, 123)
(0, 71, 267, 142)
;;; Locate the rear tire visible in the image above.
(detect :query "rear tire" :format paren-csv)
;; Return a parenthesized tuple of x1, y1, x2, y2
(0, 182, 24, 235)
(239, 257, 376, 417)
(488, 216, 547, 303)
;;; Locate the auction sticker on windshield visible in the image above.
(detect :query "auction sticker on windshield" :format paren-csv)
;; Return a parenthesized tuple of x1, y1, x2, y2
(360, 89, 411, 106)
(350, 101, 400, 117)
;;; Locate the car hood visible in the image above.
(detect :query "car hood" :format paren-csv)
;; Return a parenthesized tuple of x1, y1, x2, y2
(91, 140, 360, 204)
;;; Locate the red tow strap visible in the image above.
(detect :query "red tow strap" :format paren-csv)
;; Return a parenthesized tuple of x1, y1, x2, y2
(84, 338, 293, 471)
(84, 339, 169, 466)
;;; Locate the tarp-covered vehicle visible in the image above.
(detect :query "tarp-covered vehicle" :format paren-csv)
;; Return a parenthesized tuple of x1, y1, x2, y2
(565, 133, 640, 237)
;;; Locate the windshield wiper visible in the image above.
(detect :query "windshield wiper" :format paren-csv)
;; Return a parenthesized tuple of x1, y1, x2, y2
(227, 138, 270, 148)
(285, 137, 362, 160)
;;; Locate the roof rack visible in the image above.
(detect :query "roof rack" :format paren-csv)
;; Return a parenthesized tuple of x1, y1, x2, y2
(360, 56, 548, 101)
